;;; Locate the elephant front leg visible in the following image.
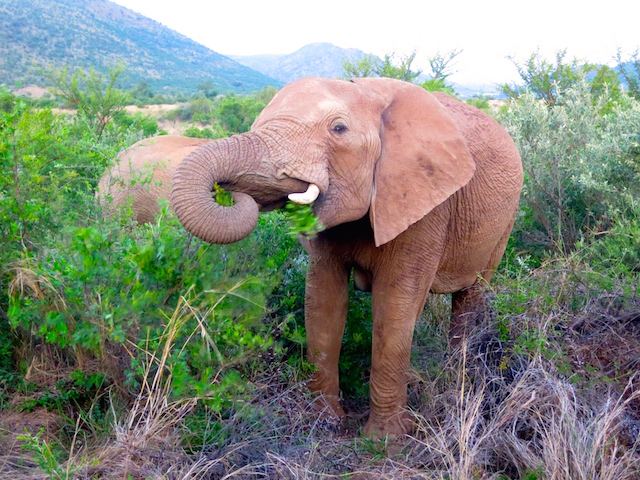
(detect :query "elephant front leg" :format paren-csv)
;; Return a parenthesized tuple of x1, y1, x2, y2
(305, 253, 349, 418)
(363, 280, 431, 439)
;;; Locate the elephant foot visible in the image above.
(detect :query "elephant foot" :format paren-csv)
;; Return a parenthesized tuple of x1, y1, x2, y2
(310, 392, 345, 419)
(362, 410, 414, 440)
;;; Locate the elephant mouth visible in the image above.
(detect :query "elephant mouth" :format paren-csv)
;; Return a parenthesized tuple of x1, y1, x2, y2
(256, 182, 322, 212)
(258, 198, 289, 212)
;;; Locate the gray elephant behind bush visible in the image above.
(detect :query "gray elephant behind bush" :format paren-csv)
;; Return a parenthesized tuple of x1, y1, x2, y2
(97, 135, 209, 223)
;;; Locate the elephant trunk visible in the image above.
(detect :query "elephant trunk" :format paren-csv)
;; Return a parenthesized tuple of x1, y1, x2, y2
(171, 135, 262, 244)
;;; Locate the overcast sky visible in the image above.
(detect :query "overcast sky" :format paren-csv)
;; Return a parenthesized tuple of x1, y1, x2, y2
(113, 0, 640, 85)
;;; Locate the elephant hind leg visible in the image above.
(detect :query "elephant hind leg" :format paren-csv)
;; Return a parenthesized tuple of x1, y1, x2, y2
(449, 214, 516, 347)
(449, 284, 485, 346)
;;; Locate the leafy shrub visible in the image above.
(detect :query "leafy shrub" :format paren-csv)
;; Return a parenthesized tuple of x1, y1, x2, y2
(342, 49, 461, 95)
(44, 63, 132, 139)
(183, 125, 221, 139)
(499, 79, 640, 257)
(216, 94, 266, 134)
(501, 50, 621, 108)
(616, 49, 640, 100)
(113, 110, 163, 137)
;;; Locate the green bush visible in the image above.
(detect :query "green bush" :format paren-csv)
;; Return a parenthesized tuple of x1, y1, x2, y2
(499, 79, 640, 258)
(162, 92, 268, 136)
(216, 94, 266, 134)
(500, 50, 621, 108)
(183, 124, 221, 139)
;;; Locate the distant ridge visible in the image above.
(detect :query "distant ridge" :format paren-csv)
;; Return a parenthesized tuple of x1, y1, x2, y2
(0, 0, 281, 94)
(230, 43, 368, 83)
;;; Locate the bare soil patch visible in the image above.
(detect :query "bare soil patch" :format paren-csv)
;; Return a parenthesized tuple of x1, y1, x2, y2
(12, 85, 51, 99)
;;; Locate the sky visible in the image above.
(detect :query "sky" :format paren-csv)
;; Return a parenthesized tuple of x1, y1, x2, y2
(112, 0, 640, 85)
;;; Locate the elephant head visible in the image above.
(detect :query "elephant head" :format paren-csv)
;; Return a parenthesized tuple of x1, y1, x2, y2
(171, 77, 476, 246)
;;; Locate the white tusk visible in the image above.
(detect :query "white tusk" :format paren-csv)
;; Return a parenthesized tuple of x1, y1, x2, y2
(288, 183, 320, 204)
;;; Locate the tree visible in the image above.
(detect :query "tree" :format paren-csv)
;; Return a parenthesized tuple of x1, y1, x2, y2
(376, 51, 422, 83)
(501, 50, 620, 107)
(421, 49, 462, 94)
(342, 49, 461, 95)
(216, 95, 266, 134)
(131, 81, 154, 101)
(341, 53, 379, 79)
(341, 51, 421, 82)
(615, 48, 640, 100)
(197, 80, 218, 99)
(44, 63, 130, 140)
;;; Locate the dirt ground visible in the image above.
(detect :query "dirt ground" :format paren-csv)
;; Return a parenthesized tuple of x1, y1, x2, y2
(12, 85, 51, 99)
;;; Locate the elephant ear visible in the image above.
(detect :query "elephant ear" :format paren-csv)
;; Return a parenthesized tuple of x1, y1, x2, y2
(366, 80, 476, 246)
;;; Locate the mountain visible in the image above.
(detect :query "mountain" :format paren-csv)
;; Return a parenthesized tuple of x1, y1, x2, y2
(230, 43, 368, 83)
(0, 0, 281, 94)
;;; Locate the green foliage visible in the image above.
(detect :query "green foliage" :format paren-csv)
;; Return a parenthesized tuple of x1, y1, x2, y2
(113, 111, 162, 137)
(340, 287, 373, 398)
(130, 81, 154, 102)
(501, 50, 621, 109)
(342, 49, 460, 95)
(342, 51, 422, 82)
(165, 91, 269, 135)
(581, 205, 640, 275)
(499, 79, 640, 257)
(376, 51, 422, 83)
(0, 0, 279, 94)
(17, 427, 71, 479)
(253, 86, 279, 105)
(197, 80, 218, 99)
(465, 95, 492, 113)
(213, 183, 234, 206)
(283, 202, 324, 238)
(341, 53, 381, 79)
(216, 94, 266, 134)
(0, 69, 305, 425)
(44, 63, 131, 139)
(165, 98, 217, 123)
(616, 48, 640, 100)
(420, 49, 462, 95)
(184, 125, 220, 139)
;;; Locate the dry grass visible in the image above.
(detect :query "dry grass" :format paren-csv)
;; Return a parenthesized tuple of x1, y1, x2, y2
(2, 265, 640, 479)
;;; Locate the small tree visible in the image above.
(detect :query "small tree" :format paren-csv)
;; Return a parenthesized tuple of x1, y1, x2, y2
(342, 49, 460, 95)
(341, 51, 421, 82)
(44, 63, 130, 140)
(421, 49, 462, 94)
(376, 51, 422, 83)
(197, 80, 218, 99)
(500, 80, 640, 256)
(615, 48, 640, 100)
(131, 81, 154, 101)
(216, 95, 266, 134)
(341, 53, 380, 79)
(501, 50, 620, 106)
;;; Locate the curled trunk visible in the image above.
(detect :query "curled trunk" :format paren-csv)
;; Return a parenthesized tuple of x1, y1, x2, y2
(171, 136, 261, 244)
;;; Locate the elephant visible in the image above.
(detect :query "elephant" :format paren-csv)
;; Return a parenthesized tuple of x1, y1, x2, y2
(170, 77, 523, 438)
(97, 136, 209, 223)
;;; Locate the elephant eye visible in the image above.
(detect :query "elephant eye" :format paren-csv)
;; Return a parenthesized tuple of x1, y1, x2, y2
(331, 123, 347, 135)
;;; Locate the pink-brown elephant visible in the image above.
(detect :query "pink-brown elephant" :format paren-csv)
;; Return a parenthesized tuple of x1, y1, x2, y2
(98, 136, 209, 223)
(170, 77, 523, 438)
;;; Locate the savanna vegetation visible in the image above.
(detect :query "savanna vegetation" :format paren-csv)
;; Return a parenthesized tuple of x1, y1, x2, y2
(1, 50, 640, 479)
(0, 0, 279, 94)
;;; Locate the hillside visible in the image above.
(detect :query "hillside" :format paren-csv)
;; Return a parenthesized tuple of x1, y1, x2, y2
(0, 0, 281, 94)
(230, 43, 367, 83)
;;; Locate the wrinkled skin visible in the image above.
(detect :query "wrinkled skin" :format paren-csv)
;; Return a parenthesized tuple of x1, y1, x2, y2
(97, 136, 209, 223)
(171, 77, 523, 438)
